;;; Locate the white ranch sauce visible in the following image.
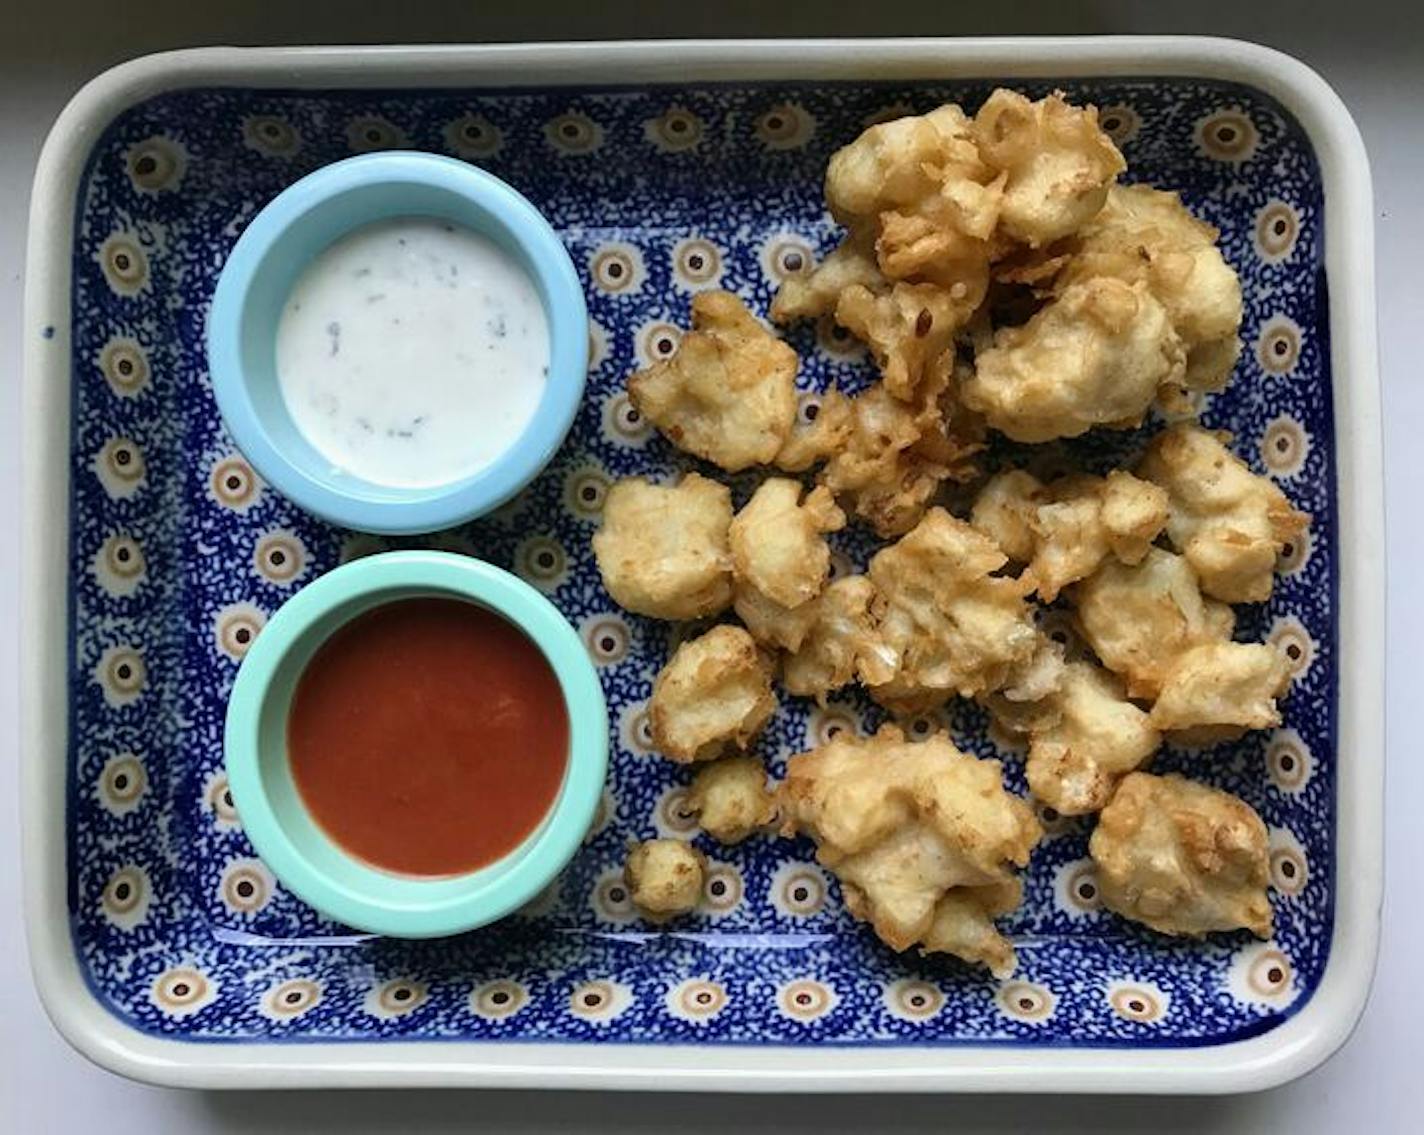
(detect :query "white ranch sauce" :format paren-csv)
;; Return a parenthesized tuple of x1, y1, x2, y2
(275, 217, 550, 488)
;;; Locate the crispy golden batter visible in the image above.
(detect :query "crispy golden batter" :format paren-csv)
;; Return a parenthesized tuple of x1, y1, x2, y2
(624, 839, 707, 920)
(729, 479, 845, 651)
(970, 469, 1167, 601)
(730, 479, 846, 611)
(819, 366, 982, 539)
(781, 574, 897, 702)
(774, 389, 854, 473)
(970, 469, 1044, 564)
(920, 880, 1025, 977)
(835, 280, 978, 401)
(769, 241, 883, 324)
(1058, 185, 1243, 397)
(1072, 548, 1235, 700)
(627, 290, 798, 472)
(1024, 661, 1160, 816)
(972, 89, 1125, 248)
(780, 726, 1041, 975)
(593, 474, 733, 620)
(1139, 423, 1308, 603)
(867, 508, 1038, 713)
(961, 277, 1186, 442)
(686, 755, 777, 844)
(1148, 642, 1291, 737)
(1090, 772, 1272, 938)
(1030, 471, 1169, 601)
(648, 625, 776, 763)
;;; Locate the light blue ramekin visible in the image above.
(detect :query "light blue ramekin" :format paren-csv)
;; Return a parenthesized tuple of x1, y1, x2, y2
(207, 152, 587, 535)
(223, 550, 608, 938)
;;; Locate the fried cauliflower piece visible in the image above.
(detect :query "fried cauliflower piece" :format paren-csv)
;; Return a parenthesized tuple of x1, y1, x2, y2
(1024, 662, 1161, 816)
(774, 389, 854, 472)
(921, 880, 1025, 977)
(819, 365, 982, 538)
(1148, 642, 1291, 737)
(593, 474, 733, 620)
(686, 756, 777, 844)
(970, 469, 1044, 564)
(627, 290, 798, 472)
(970, 469, 1167, 601)
(770, 241, 884, 324)
(1058, 185, 1244, 396)
(1090, 772, 1272, 938)
(823, 103, 1001, 296)
(648, 625, 776, 763)
(624, 838, 707, 921)
(835, 279, 980, 401)
(730, 479, 846, 651)
(961, 277, 1186, 443)
(1073, 548, 1235, 700)
(730, 480, 845, 610)
(867, 508, 1038, 714)
(1138, 423, 1309, 604)
(1028, 471, 1169, 601)
(972, 89, 1125, 248)
(780, 726, 1041, 975)
(781, 574, 897, 702)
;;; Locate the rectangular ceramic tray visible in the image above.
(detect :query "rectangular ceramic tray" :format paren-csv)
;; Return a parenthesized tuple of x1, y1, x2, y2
(22, 38, 1383, 1093)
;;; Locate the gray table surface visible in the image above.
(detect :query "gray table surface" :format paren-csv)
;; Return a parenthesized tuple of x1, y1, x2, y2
(3, 2, 1419, 1129)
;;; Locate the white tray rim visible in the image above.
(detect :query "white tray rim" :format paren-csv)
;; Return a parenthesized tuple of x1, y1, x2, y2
(21, 35, 1384, 1094)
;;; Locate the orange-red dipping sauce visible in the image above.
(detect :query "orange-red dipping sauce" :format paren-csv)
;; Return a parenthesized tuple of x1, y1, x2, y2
(287, 597, 569, 877)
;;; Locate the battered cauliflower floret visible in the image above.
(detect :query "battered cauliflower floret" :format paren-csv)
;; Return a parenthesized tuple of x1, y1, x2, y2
(1023, 661, 1161, 816)
(819, 369, 981, 539)
(1058, 185, 1244, 396)
(593, 474, 733, 620)
(1138, 423, 1309, 604)
(920, 880, 1025, 977)
(648, 625, 776, 763)
(686, 756, 777, 844)
(774, 389, 854, 472)
(627, 290, 798, 472)
(867, 508, 1038, 714)
(1148, 642, 1292, 737)
(770, 242, 884, 324)
(730, 479, 846, 651)
(961, 277, 1186, 443)
(781, 575, 897, 702)
(624, 839, 707, 920)
(970, 469, 1044, 564)
(1027, 471, 1169, 602)
(779, 726, 1041, 975)
(823, 103, 1002, 290)
(1090, 772, 1273, 938)
(730, 480, 846, 611)
(972, 89, 1125, 248)
(970, 469, 1167, 601)
(835, 279, 980, 401)
(1072, 548, 1235, 699)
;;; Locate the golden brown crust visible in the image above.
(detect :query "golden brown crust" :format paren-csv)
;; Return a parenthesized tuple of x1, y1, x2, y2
(592, 473, 733, 620)
(686, 756, 777, 844)
(647, 625, 777, 763)
(624, 839, 707, 919)
(1090, 772, 1272, 938)
(779, 726, 1041, 975)
(1138, 423, 1309, 603)
(627, 290, 798, 472)
(867, 508, 1038, 711)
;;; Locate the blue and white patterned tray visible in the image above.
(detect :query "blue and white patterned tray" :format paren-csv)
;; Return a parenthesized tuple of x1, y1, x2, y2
(64, 71, 1334, 1053)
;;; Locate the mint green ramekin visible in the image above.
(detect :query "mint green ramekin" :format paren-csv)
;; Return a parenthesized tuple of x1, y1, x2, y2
(223, 550, 607, 937)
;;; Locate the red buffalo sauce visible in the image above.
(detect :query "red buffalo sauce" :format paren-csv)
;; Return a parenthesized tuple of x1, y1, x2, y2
(287, 597, 568, 877)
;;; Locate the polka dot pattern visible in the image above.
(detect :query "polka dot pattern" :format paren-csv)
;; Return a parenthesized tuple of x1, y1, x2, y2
(62, 77, 1337, 1051)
